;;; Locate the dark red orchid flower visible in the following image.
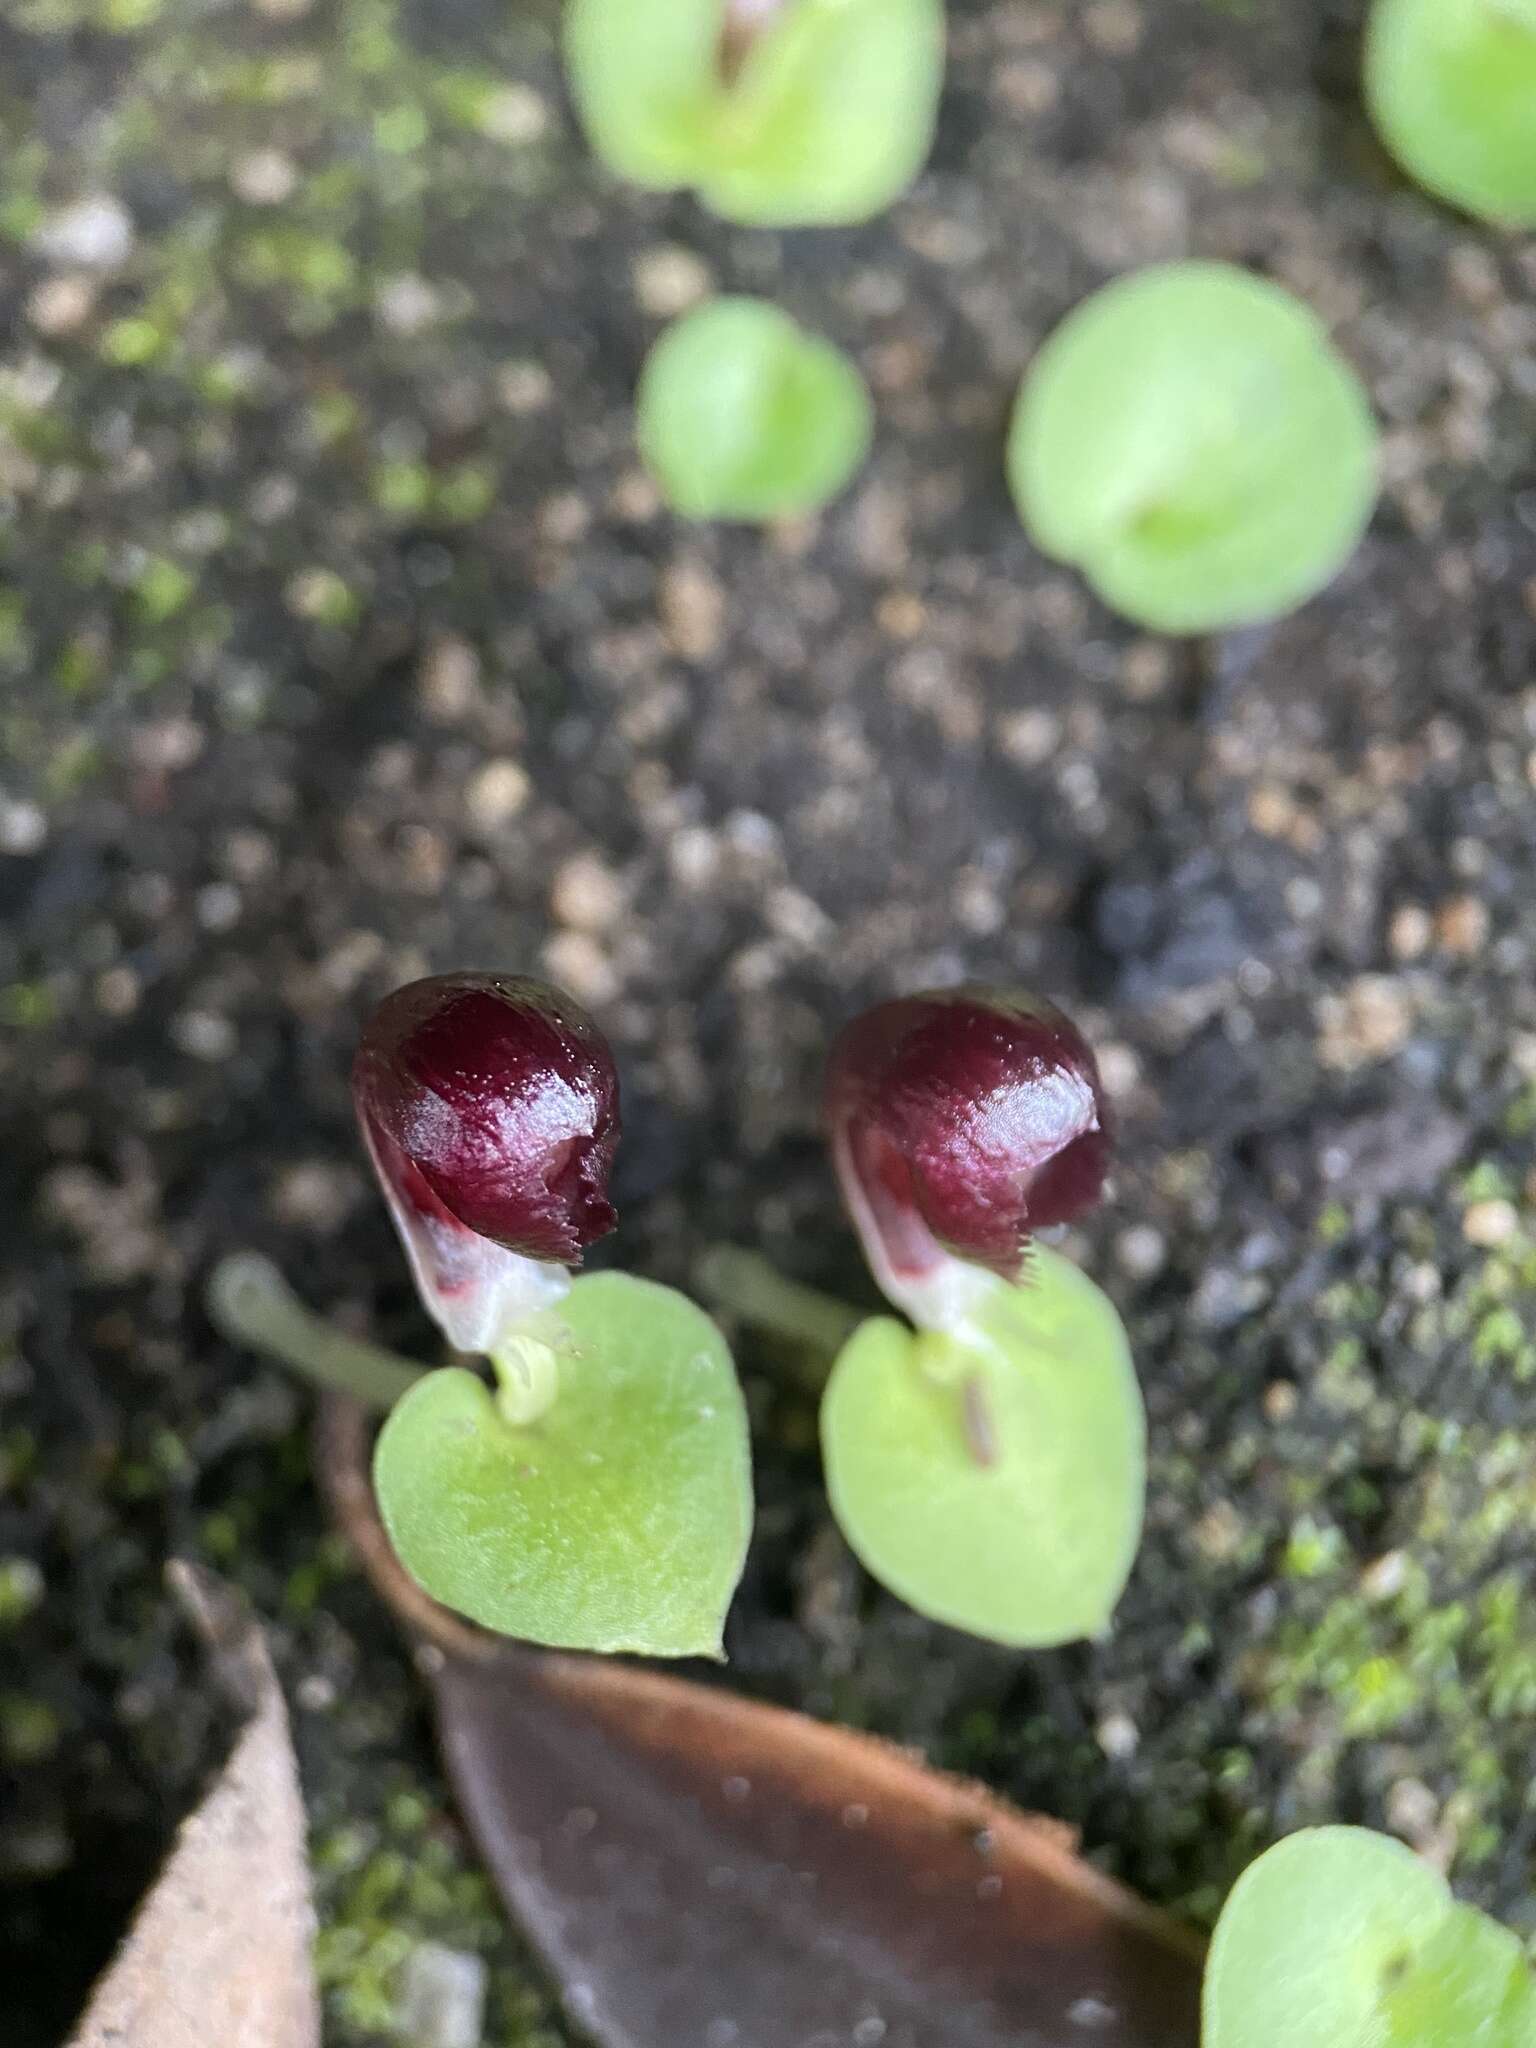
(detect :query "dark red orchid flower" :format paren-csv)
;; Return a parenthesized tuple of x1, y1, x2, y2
(353, 973, 620, 1352)
(825, 986, 1109, 1292)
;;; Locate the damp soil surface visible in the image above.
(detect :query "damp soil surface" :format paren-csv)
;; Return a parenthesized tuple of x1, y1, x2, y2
(2, 0, 1535, 2040)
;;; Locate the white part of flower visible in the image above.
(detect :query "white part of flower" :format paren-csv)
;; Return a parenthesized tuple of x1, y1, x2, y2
(828, 1122, 1007, 1342)
(360, 1121, 571, 1357)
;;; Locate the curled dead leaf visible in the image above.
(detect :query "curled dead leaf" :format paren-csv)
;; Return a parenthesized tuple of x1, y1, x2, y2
(319, 1397, 1201, 2048)
(65, 1563, 320, 2048)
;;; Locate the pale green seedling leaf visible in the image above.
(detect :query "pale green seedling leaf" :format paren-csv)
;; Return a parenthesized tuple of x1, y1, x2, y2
(638, 297, 872, 521)
(1365, 0, 1536, 229)
(1008, 262, 1381, 635)
(820, 1245, 1144, 1648)
(373, 1272, 752, 1658)
(564, 0, 944, 227)
(564, 0, 722, 188)
(704, 0, 946, 227)
(1204, 1826, 1536, 2048)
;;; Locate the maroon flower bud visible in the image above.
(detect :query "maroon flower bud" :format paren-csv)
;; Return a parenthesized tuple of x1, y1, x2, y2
(352, 974, 620, 1353)
(825, 986, 1110, 1293)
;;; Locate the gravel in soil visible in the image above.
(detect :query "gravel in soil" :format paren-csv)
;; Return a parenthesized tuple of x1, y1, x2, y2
(1, 0, 1535, 2040)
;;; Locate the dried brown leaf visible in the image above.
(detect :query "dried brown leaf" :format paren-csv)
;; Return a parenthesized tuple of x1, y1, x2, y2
(321, 1398, 1202, 2048)
(66, 1563, 320, 2048)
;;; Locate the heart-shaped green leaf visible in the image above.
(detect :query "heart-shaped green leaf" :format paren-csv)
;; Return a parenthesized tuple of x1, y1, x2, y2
(820, 1245, 1144, 1648)
(565, 0, 944, 229)
(700, 0, 946, 228)
(1204, 1826, 1536, 2048)
(373, 1272, 752, 1658)
(637, 298, 873, 522)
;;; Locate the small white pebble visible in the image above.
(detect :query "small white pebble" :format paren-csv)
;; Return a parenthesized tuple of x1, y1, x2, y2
(669, 826, 719, 890)
(633, 244, 714, 319)
(1388, 904, 1432, 962)
(172, 1010, 237, 1062)
(996, 707, 1060, 766)
(131, 716, 205, 775)
(541, 930, 618, 1005)
(658, 558, 726, 661)
(466, 758, 531, 830)
(538, 490, 589, 546)
(1096, 1711, 1140, 1760)
(26, 275, 96, 336)
(1114, 1225, 1165, 1280)
(418, 634, 481, 719)
(496, 360, 553, 414)
(270, 1161, 359, 1234)
(1263, 1380, 1299, 1422)
(0, 800, 47, 856)
(477, 83, 551, 144)
(195, 882, 242, 932)
(1361, 1550, 1408, 1601)
(95, 966, 141, 1018)
(1095, 1041, 1141, 1098)
(375, 273, 443, 337)
(33, 195, 135, 271)
(1400, 1262, 1442, 1305)
(1463, 1198, 1518, 1249)
(397, 1942, 488, 2048)
(231, 149, 298, 205)
(1068, 1997, 1119, 2030)
(1386, 1777, 1440, 1845)
(551, 852, 626, 932)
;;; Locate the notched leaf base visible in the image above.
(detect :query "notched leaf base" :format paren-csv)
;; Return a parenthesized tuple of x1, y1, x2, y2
(373, 1272, 752, 1658)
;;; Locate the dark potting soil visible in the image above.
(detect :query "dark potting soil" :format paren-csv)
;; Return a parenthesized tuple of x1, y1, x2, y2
(1, 0, 1534, 2039)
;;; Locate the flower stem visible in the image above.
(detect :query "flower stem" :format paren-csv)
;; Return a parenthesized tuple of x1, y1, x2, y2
(693, 1245, 864, 1378)
(206, 1252, 423, 1412)
(490, 1333, 561, 1427)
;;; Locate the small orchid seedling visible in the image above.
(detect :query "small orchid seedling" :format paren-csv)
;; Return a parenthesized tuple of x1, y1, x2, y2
(210, 973, 752, 1659)
(637, 297, 873, 521)
(1007, 263, 1382, 635)
(1364, 0, 1536, 228)
(1203, 1826, 1536, 2047)
(818, 986, 1145, 1648)
(564, 0, 945, 227)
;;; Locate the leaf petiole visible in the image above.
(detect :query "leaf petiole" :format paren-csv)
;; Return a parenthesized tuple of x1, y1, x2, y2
(693, 1244, 864, 1376)
(206, 1252, 424, 1413)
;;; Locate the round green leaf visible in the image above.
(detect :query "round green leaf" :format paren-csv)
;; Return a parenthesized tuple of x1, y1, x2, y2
(702, 0, 946, 228)
(1365, 0, 1536, 229)
(564, 0, 722, 191)
(373, 1272, 752, 1658)
(1204, 1827, 1536, 2048)
(1007, 262, 1381, 635)
(564, 0, 944, 227)
(820, 1246, 1144, 1648)
(637, 297, 872, 522)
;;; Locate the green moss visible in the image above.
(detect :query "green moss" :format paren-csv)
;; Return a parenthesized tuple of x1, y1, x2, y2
(1282, 1515, 1349, 1580)
(1258, 1441, 1536, 1880)
(0, 1696, 62, 1765)
(312, 1765, 568, 2046)
(0, 983, 56, 1032)
(133, 557, 197, 623)
(0, 1559, 45, 1627)
(1459, 1161, 1517, 1205)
